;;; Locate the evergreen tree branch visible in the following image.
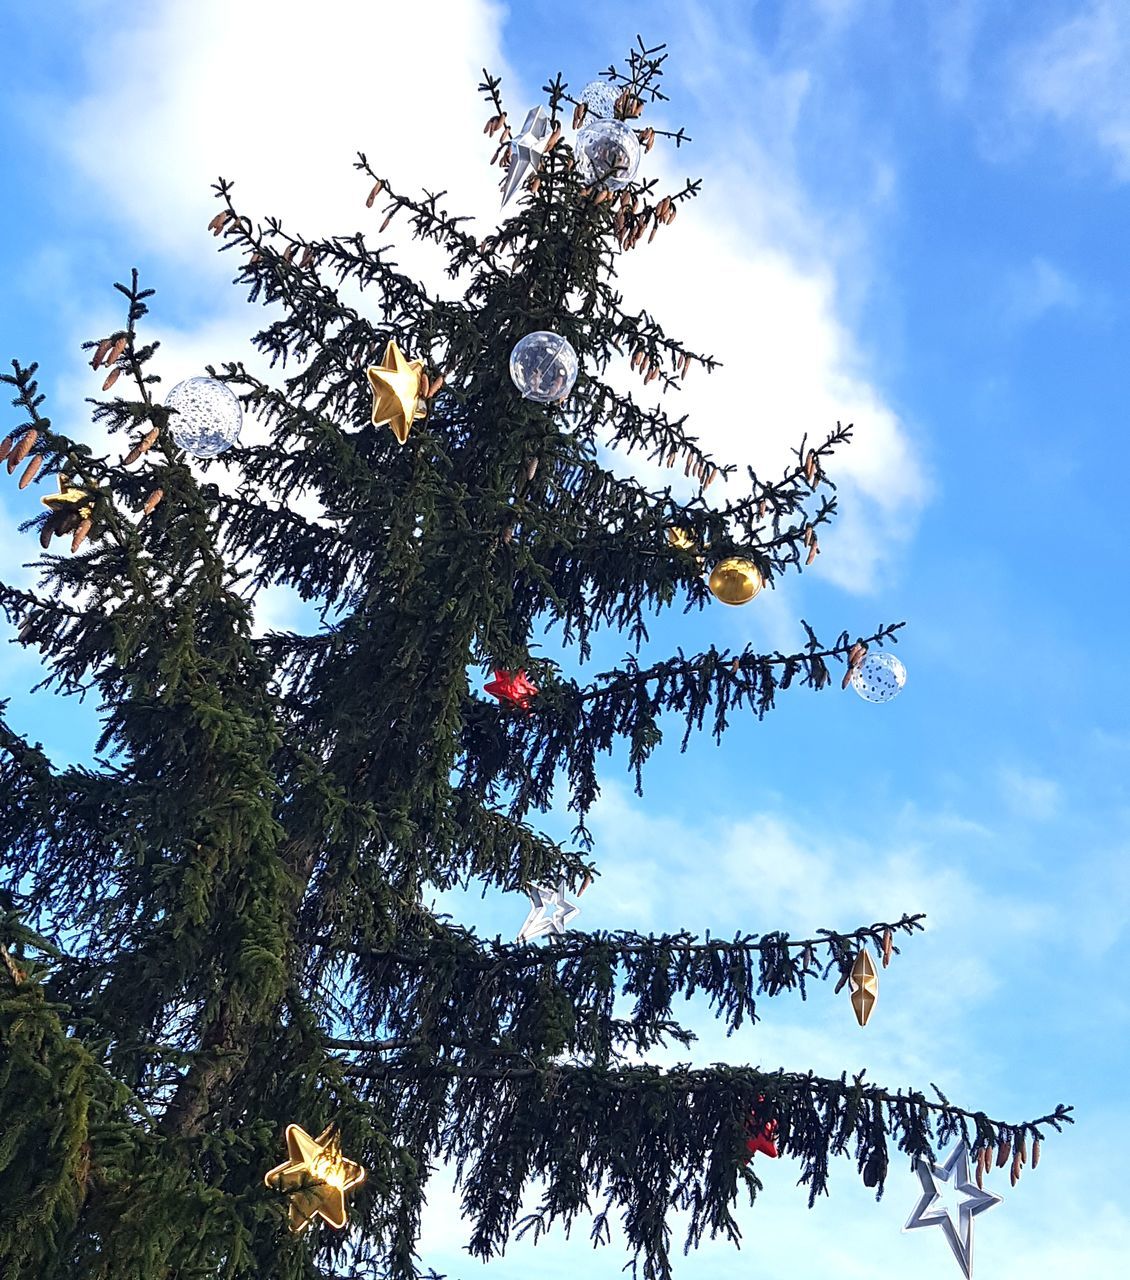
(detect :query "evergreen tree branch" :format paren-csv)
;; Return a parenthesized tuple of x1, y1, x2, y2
(335, 1056, 1070, 1280)
(309, 913, 921, 1079)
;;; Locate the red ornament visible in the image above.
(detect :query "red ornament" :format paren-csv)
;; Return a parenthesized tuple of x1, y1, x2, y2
(484, 669, 539, 711)
(744, 1096, 779, 1160)
(746, 1122, 779, 1159)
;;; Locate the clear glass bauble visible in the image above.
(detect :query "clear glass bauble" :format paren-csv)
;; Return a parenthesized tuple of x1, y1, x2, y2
(164, 376, 242, 458)
(580, 79, 619, 120)
(508, 331, 579, 404)
(574, 118, 641, 191)
(850, 652, 907, 703)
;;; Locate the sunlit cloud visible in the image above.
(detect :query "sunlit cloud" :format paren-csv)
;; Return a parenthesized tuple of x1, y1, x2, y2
(1010, 0, 1130, 180)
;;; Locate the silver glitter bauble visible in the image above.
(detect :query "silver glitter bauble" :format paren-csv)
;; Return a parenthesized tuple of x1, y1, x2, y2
(164, 377, 242, 458)
(574, 118, 641, 191)
(580, 79, 619, 120)
(508, 331, 579, 403)
(850, 652, 907, 704)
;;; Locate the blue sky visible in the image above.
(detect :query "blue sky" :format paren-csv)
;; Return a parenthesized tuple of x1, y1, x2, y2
(2, 1, 1129, 1276)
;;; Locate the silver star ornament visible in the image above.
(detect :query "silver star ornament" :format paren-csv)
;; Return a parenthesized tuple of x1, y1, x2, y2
(501, 106, 552, 207)
(516, 879, 580, 943)
(903, 1142, 1002, 1278)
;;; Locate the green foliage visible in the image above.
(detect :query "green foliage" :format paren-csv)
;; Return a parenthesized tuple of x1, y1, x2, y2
(0, 40, 1069, 1280)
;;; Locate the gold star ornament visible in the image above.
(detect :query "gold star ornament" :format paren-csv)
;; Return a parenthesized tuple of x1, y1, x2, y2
(667, 527, 697, 552)
(40, 474, 95, 520)
(264, 1123, 366, 1233)
(849, 947, 879, 1026)
(366, 340, 427, 444)
(39, 474, 99, 551)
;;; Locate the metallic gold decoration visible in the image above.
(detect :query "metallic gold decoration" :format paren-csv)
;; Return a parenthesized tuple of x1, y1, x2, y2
(708, 556, 762, 606)
(669, 526, 705, 570)
(367, 341, 427, 444)
(667, 527, 696, 551)
(849, 947, 878, 1026)
(41, 475, 95, 521)
(903, 1142, 1002, 1278)
(264, 1124, 366, 1234)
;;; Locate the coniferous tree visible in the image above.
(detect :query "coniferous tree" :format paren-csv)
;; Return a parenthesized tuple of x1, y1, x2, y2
(0, 42, 1070, 1280)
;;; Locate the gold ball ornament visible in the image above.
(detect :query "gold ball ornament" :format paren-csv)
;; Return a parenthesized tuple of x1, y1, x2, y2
(708, 557, 763, 606)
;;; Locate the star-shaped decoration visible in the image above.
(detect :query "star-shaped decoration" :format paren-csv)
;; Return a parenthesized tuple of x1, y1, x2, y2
(849, 946, 878, 1026)
(367, 340, 427, 444)
(903, 1142, 1002, 1278)
(484, 668, 538, 711)
(501, 105, 552, 207)
(264, 1123, 366, 1234)
(745, 1122, 779, 1159)
(517, 879, 581, 943)
(40, 474, 95, 520)
(743, 1094, 780, 1159)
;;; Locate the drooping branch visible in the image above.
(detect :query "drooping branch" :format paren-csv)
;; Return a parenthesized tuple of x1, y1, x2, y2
(335, 1054, 1071, 1280)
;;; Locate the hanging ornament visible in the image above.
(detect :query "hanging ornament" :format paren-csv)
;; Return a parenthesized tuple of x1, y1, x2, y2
(669, 526, 706, 570)
(575, 118, 641, 190)
(708, 557, 763, 606)
(367, 340, 427, 444)
(744, 1097, 780, 1159)
(850, 652, 906, 703)
(667, 527, 696, 551)
(264, 1124, 366, 1234)
(40, 475, 95, 521)
(579, 79, 619, 120)
(903, 1142, 1002, 1278)
(39, 474, 98, 550)
(517, 878, 581, 942)
(508, 331, 579, 404)
(849, 947, 878, 1026)
(484, 669, 539, 711)
(501, 105, 553, 207)
(164, 376, 242, 459)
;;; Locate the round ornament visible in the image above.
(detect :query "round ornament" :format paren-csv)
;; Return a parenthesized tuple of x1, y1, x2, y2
(164, 377, 242, 458)
(509, 331, 579, 403)
(579, 79, 619, 120)
(574, 119, 641, 191)
(708, 557, 763, 606)
(850, 652, 906, 704)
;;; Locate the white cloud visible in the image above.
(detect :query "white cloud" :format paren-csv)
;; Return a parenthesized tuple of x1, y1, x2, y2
(1011, 0, 1130, 181)
(1001, 256, 1083, 326)
(582, 781, 1055, 1086)
(929, 0, 984, 103)
(421, 778, 1115, 1279)
(55, 0, 514, 262)
(998, 765, 1062, 821)
(609, 192, 927, 596)
(26, 0, 927, 603)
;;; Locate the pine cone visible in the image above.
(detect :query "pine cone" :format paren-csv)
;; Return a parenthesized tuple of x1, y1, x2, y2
(18, 455, 43, 489)
(71, 517, 93, 553)
(7, 429, 37, 470)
